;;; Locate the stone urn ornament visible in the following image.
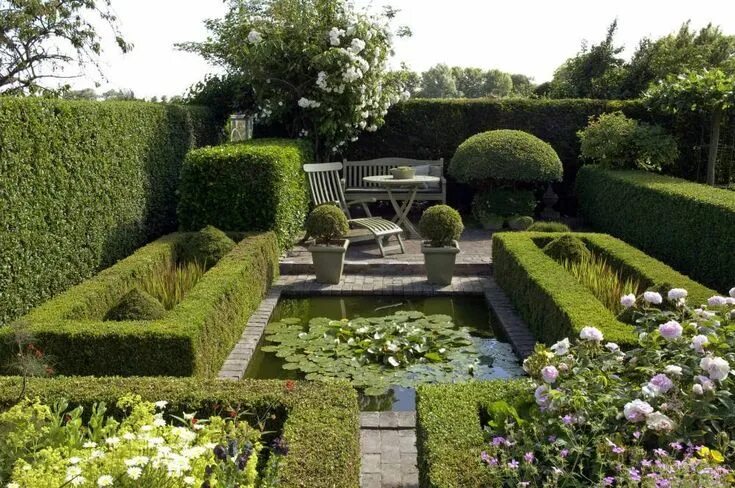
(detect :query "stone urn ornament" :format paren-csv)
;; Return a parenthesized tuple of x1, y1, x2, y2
(540, 184, 560, 220)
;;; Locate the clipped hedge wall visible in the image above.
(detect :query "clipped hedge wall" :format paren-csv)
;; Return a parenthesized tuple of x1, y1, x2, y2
(0, 376, 360, 488)
(577, 167, 735, 292)
(0, 97, 219, 326)
(0, 232, 279, 377)
(346, 98, 643, 211)
(178, 139, 312, 249)
(416, 381, 530, 488)
(492, 232, 716, 346)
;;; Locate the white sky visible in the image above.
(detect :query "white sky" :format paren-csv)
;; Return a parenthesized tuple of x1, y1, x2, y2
(78, 0, 735, 99)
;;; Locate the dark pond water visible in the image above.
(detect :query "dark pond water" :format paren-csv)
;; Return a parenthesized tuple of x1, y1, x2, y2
(245, 295, 524, 411)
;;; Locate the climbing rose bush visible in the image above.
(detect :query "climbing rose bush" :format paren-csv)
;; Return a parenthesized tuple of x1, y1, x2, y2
(480, 287, 735, 487)
(0, 395, 286, 487)
(181, 0, 411, 159)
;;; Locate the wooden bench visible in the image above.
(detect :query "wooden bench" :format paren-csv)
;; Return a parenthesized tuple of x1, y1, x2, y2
(342, 157, 446, 204)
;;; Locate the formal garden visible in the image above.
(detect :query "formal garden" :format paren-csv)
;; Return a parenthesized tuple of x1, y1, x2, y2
(2, 1, 735, 487)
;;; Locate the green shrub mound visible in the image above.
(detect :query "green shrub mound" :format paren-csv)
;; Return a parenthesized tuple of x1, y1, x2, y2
(543, 235, 590, 263)
(508, 215, 534, 230)
(576, 167, 735, 292)
(0, 232, 279, 377)
(178, 225, 236, 267)
(471, 189, 536, 222)
(527, 221, 571, 232)
(0, 97, 219, 326)
(419, 205, 464, 247)
(106, 288, 165, 321)
(448, 129, 563, 185)
(0, 377, 361, 488)
(492, 232, 717, 345)
(305, 204, 349, 244)
(178, 139, 312, 250)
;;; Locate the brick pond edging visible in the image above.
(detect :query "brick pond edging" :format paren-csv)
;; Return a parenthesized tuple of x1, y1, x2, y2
(217, 274, 535, 380)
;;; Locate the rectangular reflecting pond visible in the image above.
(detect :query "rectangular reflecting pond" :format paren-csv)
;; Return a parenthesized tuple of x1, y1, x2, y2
(245, 295, 524, 411)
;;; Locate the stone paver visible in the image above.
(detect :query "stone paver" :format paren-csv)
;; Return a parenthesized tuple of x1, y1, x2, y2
(360, 411, 419, 488)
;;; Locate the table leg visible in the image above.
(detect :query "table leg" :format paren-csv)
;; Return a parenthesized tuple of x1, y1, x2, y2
(387, 187, 420, 238)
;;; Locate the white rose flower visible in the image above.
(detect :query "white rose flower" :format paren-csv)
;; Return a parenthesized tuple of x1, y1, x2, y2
(643, 291, 663, 305)
(646, 411, 675, 432)
(579, 326, 604, 342)
(692, 384, 704, 395)
(690, 334, 709, 354)
(550, 338, 570, 356)
(667, 288, 688, 301)
(701, 356, 730, 381)
(623, 399, 653, 422)
(541, 365, 559, 384)
(708, 296, 728, 307)
(247, 30, 263, 44)
(620, 293, 636, 308)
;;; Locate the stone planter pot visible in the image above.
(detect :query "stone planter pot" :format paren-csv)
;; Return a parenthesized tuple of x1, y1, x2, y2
(309, 239, 349, 284)
(421, 240, 460, 285)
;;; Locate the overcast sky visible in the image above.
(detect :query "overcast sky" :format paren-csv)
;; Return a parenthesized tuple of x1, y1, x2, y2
(78, 0, 735, 99)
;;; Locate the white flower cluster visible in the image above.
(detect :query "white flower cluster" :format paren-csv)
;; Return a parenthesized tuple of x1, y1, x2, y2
(247, 30, 263, 44)
(297, 97, 321, 109)
(328, 27, 344, 46)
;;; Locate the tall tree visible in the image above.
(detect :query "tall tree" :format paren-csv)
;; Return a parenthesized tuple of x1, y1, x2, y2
(548, 20, 626, 99)
(510, 74, 536, 97)
(483, 69, 513, 98)
(0, 0, 130, 94)
(452, 66, 486, 98)
(419, 63, 459, 98)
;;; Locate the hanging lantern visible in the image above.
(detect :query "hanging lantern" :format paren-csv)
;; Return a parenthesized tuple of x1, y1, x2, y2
(229, 114, 254, 142)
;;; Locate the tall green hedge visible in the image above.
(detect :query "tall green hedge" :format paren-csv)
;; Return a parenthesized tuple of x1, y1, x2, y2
(576, 167, 735, 292)
(178, 139, 312, 249)
(0, 377, 360, 488)
(492, 232, 716, 346)
(416, 381, 530, 488)
(0, 232, 279, 377)
(346, 98, 642, 210)
(0, 97, 219, 326)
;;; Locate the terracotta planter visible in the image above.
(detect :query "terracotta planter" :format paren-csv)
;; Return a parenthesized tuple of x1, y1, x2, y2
(421, 240, 460, 285)
(309, 239, 349, 284)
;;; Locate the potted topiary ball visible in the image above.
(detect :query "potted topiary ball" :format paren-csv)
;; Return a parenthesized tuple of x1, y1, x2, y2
(419, 205, 464, 285)
(306, 204, 350, 284)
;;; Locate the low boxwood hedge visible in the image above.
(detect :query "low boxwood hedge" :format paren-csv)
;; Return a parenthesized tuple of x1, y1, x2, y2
(0, 232, 279, 377)
(0, 376, 360, 488)
(178, 139, 312, 249)
(576, 166, 735, 292)
(416, 381, 530, 488)
(492, 232, 717, 346)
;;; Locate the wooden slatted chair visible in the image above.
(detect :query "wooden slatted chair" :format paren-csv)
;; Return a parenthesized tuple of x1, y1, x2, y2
(304, 162, 405, 257)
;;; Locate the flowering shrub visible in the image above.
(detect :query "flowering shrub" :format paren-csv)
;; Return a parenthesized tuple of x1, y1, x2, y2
(480, 287, 735, 486)
(180, 0, 411, 159)
(0, 395, 287, 487)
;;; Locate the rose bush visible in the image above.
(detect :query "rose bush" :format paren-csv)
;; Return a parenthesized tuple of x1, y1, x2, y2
(480, 286, 735, 486)
(0, 395, 286, 487)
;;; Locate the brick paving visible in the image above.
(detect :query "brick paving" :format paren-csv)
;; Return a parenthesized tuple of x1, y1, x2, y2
(218, 236, 537, 488)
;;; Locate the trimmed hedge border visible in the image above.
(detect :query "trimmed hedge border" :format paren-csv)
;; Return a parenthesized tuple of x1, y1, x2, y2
(178, 139, 312, 250)
(0, 232, 279, 377)
(416, 381, 530, 488)
(492, 232, 717, 346)
(0, 376, 360, 488)
(576, 166, 735, 292)
(0, 97, 219, 326)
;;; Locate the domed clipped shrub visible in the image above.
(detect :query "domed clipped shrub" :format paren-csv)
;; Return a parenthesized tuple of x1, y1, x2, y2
(106, 288, 166, 321)
(178, 225, 236, 268)
(306, 204, 349, 244)
(419, 205, 464, 247)
(449, 130, 563, 186)
(527, 221, 571, 232)
(543, 235, 590, 263)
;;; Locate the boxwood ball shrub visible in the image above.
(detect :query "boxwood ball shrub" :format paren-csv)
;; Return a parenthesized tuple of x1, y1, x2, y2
(419, 205, 464, 247)
(543, 234, 591, 263)
(0, 97, 219, 326)
(527, 221, 571, 232)
(105, 288, 165, 321)
(177, 225, 236, 267)
(305, 204, 349, 244)
(576, 167, 735, 292)
(178, 139, 312, 250)
(448, 129, 563, 186)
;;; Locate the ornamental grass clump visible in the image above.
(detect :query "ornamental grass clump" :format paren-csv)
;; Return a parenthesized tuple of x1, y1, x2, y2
(140, 259, 207, 310)
(478, 287, 735, 487)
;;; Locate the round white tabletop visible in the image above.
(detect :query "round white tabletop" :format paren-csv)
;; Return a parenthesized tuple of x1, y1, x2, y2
(363, 175, 440, 187)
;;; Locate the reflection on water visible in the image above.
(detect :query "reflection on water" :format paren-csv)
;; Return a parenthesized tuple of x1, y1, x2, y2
(245, 296, 525, 411)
